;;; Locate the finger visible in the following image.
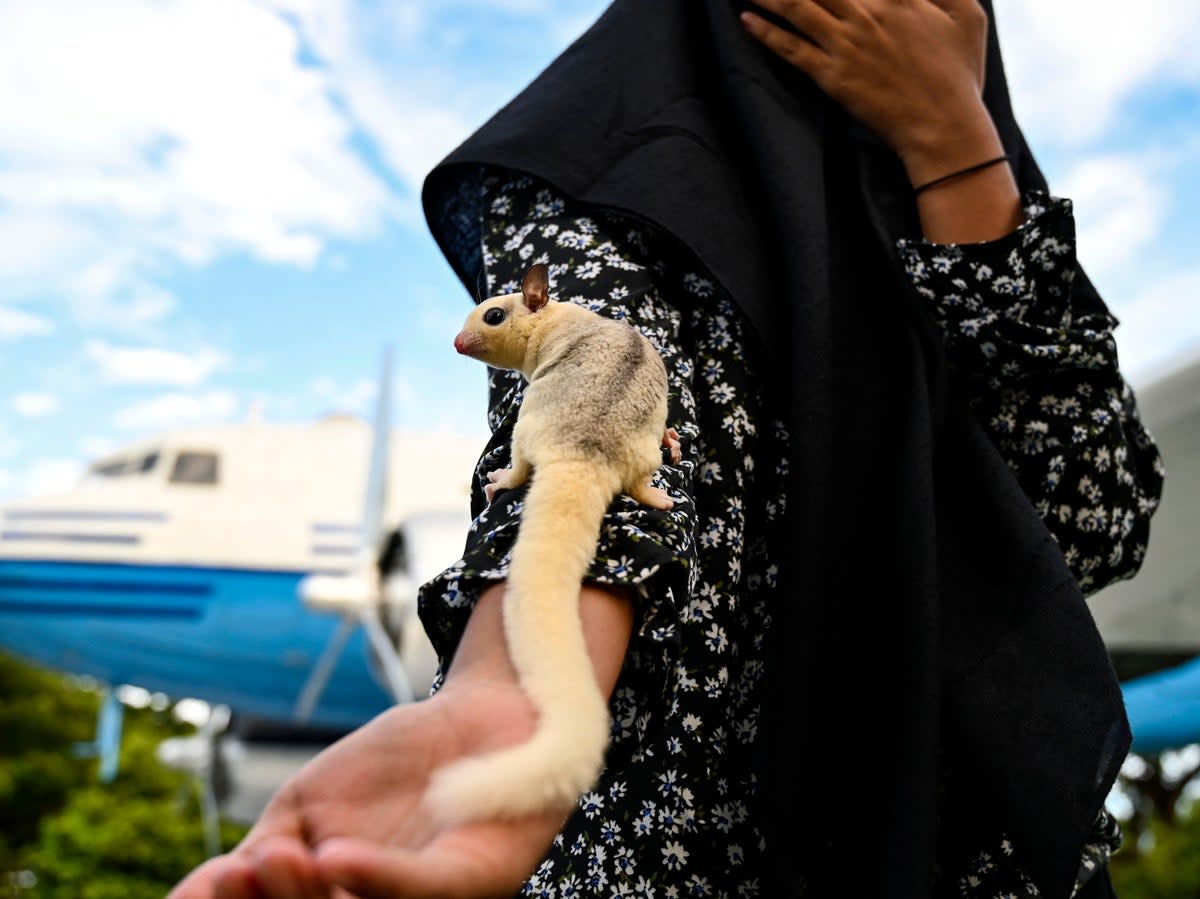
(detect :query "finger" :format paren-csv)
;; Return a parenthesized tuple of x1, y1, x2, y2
(808, 0, 853, 17)
(316, 839, 461, 899)
(166, 855, 235, 899)
(743, 0, 842, 46)
(739, 10, 829, 75)
(923, 0, 979, 13)
(251, 837, 329, 899)
(211, 857, 264, 899)
(317, 838, 521, 899)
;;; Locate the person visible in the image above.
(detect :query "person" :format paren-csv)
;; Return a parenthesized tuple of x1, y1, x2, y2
(168, 0, 1164, 897)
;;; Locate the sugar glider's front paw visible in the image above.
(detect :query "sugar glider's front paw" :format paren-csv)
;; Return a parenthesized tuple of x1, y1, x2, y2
(661, 427, 682, 466)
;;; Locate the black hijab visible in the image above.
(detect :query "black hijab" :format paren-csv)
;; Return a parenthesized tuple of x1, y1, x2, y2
(422, 3, 1128, 897)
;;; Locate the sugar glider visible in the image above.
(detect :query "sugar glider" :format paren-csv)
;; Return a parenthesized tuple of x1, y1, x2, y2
(428, 262, 681, 825)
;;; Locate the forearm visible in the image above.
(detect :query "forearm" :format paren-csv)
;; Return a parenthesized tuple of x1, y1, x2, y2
(438, 581, 634, 701)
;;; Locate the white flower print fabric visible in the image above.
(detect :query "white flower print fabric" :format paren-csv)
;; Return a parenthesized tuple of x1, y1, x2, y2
(417, 170, 1163, 898)
(897, 197, 1164, 594)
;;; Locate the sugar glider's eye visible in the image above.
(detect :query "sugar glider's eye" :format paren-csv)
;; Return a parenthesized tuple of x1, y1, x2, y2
(483, 308, 506, 326)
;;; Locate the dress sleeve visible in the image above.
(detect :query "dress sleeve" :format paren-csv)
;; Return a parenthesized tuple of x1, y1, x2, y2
(417, 170, 700, 676)
(896, 193, 1165, 594)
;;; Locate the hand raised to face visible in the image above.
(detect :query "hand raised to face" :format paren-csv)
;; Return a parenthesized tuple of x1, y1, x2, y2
(739, 0, 994, 184)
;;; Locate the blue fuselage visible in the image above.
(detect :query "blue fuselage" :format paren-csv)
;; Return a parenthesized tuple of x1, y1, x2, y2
(0, 557, 394, 730)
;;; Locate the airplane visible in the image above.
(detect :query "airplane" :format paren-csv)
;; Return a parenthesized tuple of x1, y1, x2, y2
(0, 351, 481, 792)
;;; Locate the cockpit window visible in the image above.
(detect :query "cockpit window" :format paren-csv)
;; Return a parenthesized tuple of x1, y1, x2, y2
(90, 459, 128, 478)
(88, 450, 160, 478)
(169, 451, 219, 486)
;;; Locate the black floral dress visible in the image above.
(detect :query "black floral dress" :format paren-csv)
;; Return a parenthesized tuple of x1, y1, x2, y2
(417, 169, 1164, 899)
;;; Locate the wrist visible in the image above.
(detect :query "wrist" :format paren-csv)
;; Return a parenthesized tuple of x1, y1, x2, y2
(429, 678, 539, 756)
(895, 102, 1005, 189)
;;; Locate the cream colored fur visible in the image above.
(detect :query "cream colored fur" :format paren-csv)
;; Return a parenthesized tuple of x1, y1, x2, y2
(430, 264, 673, 825)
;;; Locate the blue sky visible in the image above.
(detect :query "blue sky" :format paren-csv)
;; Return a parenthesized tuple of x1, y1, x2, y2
(0, 0, 1198, 501)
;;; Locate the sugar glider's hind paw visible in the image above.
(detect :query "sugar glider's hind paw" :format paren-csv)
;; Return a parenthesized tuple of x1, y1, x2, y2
(630, 481, 674, 511)
(484, 466, 527, 503)
(484, 469, 506, 504)
(661, 427, 682, 465)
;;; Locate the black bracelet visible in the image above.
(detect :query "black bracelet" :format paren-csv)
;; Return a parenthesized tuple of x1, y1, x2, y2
(912, 154, 1011, 195)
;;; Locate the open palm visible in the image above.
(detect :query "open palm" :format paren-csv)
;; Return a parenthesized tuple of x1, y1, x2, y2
(167, 682, 567, 899)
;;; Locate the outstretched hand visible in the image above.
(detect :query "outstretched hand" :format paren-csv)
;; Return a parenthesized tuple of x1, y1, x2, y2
(740, 0, 996, 186)
(169, 582, 634, 899)
(167, 682, 565, 899)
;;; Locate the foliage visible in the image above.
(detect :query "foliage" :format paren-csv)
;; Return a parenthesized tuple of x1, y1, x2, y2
(1108, 750, 1200, 899)
(22, 787, 247, 899)
(1110, 801, 1200, 899)
(0, 653, 248, 898)
(0, 653, 101, 850)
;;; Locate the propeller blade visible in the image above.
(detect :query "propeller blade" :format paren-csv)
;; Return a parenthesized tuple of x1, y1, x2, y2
(361, 606, 414, 704)
(293, 614, 357, 723)
(293, 344, 415, 720)
(359, 345, 393, 572)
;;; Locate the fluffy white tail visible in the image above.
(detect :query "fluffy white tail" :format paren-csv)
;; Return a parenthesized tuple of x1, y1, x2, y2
(425, 460, 617, 825)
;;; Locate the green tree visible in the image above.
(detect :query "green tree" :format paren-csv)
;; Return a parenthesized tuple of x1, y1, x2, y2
(1110, 803, 1200, 899)
(1108, 751, 1200, 899)
(0, 653, 247, 897)
(0, 653, 101, 852)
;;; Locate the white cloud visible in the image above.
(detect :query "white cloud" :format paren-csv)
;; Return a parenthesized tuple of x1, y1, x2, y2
(268, 0, 472, 203)
(0, 212, 95, 283)
(0, 305, 55, 341)
(0, 0, 607, 334)
(86, 340, 228, 387)
(0, 0, 393, 319)
(996, 1, 1200, 145)
(114, 390, 239, 432)
(1060, 155, 1168, 282)
(68, 257, 178, 334)
(1111, 268, 1200, 387)
(268, 0, 608, 214)
(12, 393, 59, 418)
(311, 375, 376, 414)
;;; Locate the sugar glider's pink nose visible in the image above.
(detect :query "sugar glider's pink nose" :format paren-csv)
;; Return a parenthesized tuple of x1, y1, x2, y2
(454, 333, 467, 354)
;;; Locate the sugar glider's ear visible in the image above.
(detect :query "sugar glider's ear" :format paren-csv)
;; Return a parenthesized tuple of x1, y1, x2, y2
(521, 264, 550, 313)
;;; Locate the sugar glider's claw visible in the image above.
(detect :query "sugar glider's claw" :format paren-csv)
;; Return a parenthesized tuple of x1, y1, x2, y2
(661, 427, 682, 466)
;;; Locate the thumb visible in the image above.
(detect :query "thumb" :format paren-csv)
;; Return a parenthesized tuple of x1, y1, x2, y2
(166, 854, 258, 899)
(316, 838, 521, 899)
